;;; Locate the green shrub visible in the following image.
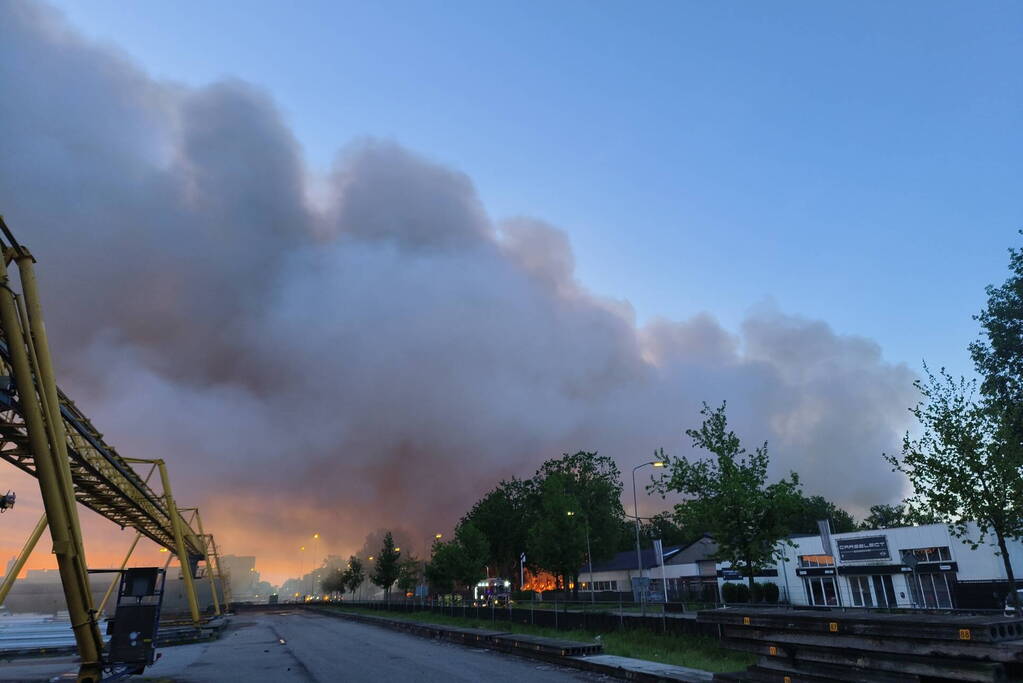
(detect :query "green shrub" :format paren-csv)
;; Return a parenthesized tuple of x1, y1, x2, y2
(722, 582, 750, 603)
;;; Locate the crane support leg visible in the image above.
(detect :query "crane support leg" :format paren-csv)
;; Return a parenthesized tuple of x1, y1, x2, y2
(192, 511, 220, 616)
(0, 513, 47, 605)
(157, 461, 202, 625)
(0, 253, 103, 682)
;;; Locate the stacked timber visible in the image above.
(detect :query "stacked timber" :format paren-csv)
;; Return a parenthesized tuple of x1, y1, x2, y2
(698, 607, 1023, 682)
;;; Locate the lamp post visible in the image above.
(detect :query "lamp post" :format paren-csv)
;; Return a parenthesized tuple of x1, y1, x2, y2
(299, 546, 306, 598)
(632, 461, 666, 610)
(424, 533, 441, 598)
(568, 511, 594, 603)
(312, 533, 320, 596)
(366, 556, 374, 601)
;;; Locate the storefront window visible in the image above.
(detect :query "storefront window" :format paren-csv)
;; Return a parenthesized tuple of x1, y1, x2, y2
(901, 547, 952, 563)
(907, 573, 954, 608)
(799, 555, 835, 568)
(871, 575, 897, 608)
(804, 576, 838, 606)
(849, 576, 873, 606)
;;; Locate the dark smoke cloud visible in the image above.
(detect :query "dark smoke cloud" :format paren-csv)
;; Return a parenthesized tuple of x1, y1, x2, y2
(0, 1, 917, 581)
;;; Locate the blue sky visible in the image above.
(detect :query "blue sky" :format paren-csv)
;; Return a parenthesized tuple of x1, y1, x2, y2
(50, 0, 1022, 378)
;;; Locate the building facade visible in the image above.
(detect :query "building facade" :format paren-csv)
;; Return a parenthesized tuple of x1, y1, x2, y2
(762, 522, 1023, 610)
(578, 524, 1023, 610)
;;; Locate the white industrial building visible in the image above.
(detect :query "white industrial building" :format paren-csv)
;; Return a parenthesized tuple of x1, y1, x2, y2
(579, 523, 1023, 610)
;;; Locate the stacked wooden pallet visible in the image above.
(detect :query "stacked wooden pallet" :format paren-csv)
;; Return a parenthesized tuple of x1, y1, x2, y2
(698, 607, 1023, 682)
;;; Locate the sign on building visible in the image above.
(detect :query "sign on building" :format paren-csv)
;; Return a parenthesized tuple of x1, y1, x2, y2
(836, 536, 890, 562)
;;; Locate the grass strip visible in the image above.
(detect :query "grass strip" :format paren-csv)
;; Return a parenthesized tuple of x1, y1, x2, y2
(324, 605, 753, 673)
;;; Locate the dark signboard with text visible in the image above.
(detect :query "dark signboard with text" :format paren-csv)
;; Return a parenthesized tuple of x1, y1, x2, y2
(836, 535, 890, 562)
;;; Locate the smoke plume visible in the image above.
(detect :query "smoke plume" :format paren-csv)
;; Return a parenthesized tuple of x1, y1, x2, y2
(0, 1, 917, 582)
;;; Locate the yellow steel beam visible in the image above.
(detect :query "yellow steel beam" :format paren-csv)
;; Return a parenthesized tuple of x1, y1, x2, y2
(0, 252, 103, 682)
(0, 513, 47, 606)
(0, 226, 225, 677)
(156, 460, 201, 624)
(206, 533, 231, 610)
(190, 509, 220, 616)
(97, 531, 143, 616)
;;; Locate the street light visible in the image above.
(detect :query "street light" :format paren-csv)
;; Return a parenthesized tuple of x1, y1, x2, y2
(568, 511, 595, 603)
(424, 534, 442, 598)
(312, 534, 321, 596)
(633, 461, 666, 610)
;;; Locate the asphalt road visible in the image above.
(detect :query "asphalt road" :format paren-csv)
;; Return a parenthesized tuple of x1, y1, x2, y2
(120, 610, 605, 682)
(0, 611, 608, 681)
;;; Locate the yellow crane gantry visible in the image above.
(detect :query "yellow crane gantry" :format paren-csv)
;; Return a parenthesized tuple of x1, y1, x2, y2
(0, 217, 226, 682)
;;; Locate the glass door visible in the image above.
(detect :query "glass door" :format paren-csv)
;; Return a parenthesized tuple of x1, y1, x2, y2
(871, 575, 896, 608)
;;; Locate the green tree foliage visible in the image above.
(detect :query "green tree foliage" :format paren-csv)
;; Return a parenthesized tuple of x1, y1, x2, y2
(533, 451, 626, 595)
(460, 479, 532, 586)
(859, 503, 941, 530)
(861, 503, 907, 530)
(966, 237, 1023, 611)
(370, 532, 402, 600)
(616, 512, 695, 552)
(452, 522, 489, 587)
(655, 402, 802, 593)
(344, 555, 364, 597)
(425, 539, 458, 594)
(396, 556, 420, 597)
(785, 494, 858, 534)
(886, 367, 1023, 611)
(970, 235, 1023, 410)
(425, 522, 489, 594)
(526, 472, 586, 591)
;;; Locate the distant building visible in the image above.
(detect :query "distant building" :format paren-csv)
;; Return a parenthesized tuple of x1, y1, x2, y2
(220, 555, 274, 602)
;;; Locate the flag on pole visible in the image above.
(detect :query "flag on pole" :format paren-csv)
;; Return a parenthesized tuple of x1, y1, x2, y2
(817, 519, 833, 558)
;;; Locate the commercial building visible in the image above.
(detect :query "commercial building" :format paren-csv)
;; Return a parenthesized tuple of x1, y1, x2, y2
(764, 522, 1023, 610)
(579, 523, 1023, 609)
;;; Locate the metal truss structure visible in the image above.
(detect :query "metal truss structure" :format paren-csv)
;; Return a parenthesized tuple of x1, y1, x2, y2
(0, 368, 206, 559)
(0, 218, 226, 682)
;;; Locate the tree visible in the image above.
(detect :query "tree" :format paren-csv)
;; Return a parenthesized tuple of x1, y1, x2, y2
(461, 479, 533, 587)
(424, 522, 489, 594)
(425, 539, 459, 594)
(785, 494, 858, 535)
(396, 556, 420, 597)
(859, 503, 940, 530)
(655, 402, 803, 594)
(617, 512, 694, 552)
(345, 555, 364, 598)
(861, 503, 907, 530)
(886, 367, 1023, 612)
(370, 532, 402, 601)
(534, 451, 626, 596)
(966, 236, 1023, 612)
(970, 234, 1023, 411)
(452, 522, 489, 588)
(526, 472, 586, 592)
(321, 568, 345, 597)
